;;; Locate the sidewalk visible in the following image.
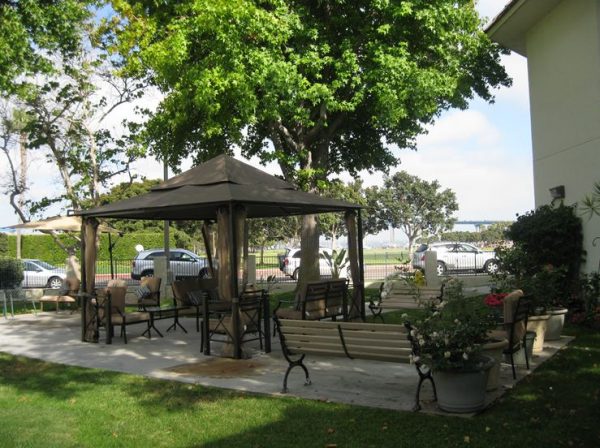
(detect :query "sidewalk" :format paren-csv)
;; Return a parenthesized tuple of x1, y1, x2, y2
(0, 311, 571, 415)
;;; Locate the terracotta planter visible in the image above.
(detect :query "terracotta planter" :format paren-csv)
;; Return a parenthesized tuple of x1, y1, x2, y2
(434, 356, 494, 413)
(545, 308, 568, 341)
(527, 314, 550, 353)
(482, 338, 508, 391)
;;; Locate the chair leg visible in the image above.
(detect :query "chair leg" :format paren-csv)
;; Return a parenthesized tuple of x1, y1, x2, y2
(122, 324, 128, 344)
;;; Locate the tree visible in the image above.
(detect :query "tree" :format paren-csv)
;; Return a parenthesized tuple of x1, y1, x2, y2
(1, 6, 148, 256)
(247, 216, 298, 264)
(109, 0, 510, 286)
(0, 0, 91, 94)
(377, 171, 458, 257)
(318, 180, 366, 249)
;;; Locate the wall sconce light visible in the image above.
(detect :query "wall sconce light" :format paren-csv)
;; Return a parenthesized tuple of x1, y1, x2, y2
(549, 185, 565, 199)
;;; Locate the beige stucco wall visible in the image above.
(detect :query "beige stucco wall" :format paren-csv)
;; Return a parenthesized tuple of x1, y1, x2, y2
(525, 0, 600, 272)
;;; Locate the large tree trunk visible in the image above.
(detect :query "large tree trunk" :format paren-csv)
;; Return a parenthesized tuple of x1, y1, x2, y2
(297, 213, 320, 294)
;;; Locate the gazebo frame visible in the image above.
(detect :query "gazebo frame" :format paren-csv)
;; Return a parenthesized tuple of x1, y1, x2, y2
(74, 155, 365, 358)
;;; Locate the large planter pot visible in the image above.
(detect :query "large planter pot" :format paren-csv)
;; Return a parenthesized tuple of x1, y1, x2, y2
(433, 356, 494, 413)
(527, 314, 550, 353)
(482, 338, 508, 391)
(545, 308, 568, 341)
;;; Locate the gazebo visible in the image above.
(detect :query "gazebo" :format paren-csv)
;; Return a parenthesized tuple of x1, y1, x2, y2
(74, 154, 365, 357)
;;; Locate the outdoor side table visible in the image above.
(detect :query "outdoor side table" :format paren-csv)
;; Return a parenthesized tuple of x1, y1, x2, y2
(142, 306, 188, 339)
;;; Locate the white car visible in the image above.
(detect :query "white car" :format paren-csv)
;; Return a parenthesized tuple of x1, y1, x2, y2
(22, 259, 67, 289)
(412, 242, 499, 276)
(278, 247, 348, 280)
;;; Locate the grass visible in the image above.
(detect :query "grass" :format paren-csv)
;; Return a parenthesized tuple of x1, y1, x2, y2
(0, 324, 598, 447)
(2, 285, 600, 448)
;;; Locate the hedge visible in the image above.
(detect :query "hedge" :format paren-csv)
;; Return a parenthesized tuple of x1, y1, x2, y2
(0, 258, 24, 289)
(3, 232, 199, 265)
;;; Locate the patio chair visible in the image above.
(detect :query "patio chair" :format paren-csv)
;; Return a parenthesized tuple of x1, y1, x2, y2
(172, 278, 218, 332)
(201, 287, 265, 355)
(503, 292, 533, 379)
(39, 277, 80, 312)
(96, 286, 149, 344)
(136, 276, 162, 309)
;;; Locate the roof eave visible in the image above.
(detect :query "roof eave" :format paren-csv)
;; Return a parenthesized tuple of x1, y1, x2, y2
(485, 0, 562, 57)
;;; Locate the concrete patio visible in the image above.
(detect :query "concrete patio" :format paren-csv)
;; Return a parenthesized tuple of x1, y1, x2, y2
(0, 311, 571, 415)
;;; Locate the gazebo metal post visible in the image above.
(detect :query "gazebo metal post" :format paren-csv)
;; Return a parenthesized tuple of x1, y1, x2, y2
(229, 202, 241, 359)
(108, 232, 114, 279)
(357, 209, 366, 320)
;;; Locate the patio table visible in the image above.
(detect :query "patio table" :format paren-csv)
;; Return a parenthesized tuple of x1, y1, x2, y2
(142, 306, 188, 339)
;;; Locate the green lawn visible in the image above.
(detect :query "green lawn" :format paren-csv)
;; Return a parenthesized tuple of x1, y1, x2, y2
(0, 322, 598, 447)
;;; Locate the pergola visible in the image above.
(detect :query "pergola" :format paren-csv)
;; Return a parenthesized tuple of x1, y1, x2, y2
(74, 154, 365, 356)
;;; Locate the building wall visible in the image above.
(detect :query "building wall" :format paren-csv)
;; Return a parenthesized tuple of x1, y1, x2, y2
(526, 0, 600, 272)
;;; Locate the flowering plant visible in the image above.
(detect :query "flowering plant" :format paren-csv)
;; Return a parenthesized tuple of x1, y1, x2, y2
(410, 279, 498, 371)
(484, 292, 508, 308)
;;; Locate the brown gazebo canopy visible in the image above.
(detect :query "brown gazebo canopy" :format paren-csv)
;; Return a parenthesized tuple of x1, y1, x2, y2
(75, 154, 366, 356)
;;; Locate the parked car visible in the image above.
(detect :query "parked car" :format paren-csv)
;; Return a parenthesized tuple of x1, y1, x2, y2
(278, 247, 348, 280)
(411, 242, 499, 276)
(22, 259, 67, 289)
(131, 249, 209, 280)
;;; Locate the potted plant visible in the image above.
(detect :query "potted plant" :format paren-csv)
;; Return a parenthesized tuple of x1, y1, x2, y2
(411, 280, 497, 413)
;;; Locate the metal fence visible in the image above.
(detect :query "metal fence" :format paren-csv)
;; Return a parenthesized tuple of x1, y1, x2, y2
(5, 251, 495, 290)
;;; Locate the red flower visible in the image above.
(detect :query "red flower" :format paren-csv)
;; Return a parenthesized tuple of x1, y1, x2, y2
(484, 293, 507, 307)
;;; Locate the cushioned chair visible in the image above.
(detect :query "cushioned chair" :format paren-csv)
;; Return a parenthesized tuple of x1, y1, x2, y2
(172, 278, 218, 332)
(96, 286, 149, 344)
(502, 291, 533, 379)
(137, 276, 162, 309)
(39, 277, 80, 312)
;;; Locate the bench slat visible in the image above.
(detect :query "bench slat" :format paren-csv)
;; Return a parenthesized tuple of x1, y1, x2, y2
(281, 326, 408, 340)
(280, 319, 407, 333)
(290, 346, 411, 363)
(283, 332, 411, 349)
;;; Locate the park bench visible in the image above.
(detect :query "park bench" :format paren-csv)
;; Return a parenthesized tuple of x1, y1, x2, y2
(273, 279, 348, 323)
(273, 317, 436, 411)
(368, 283, 444, 322)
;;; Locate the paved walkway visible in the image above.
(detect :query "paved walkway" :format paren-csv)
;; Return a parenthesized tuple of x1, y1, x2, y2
(0, 312, 571, 415)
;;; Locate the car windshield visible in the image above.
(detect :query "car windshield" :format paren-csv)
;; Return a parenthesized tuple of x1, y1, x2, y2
(415, 244, 428, 252)
(35, 261, 57, 270)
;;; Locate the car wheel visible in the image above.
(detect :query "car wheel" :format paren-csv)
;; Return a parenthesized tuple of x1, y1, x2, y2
(484, 260, 500, 275)
(436, 261, 447, 276)
(198, 267, 211, 279)
(48, 276, 63, 289)
(292, 268, 299, 280)
(141, 270, 154, 278)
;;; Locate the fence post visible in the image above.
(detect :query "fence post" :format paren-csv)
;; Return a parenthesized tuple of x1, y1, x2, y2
(424, 251, 440, 287)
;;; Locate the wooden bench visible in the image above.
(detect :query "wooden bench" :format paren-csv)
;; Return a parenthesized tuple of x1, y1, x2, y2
(274, 279, 348, 322)
(369, 283, 444, 321)
(273, 317, 436, 411)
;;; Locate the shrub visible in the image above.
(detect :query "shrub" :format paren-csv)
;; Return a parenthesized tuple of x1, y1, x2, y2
(0, 258, 24, 289)
(502, 204, 584, 308)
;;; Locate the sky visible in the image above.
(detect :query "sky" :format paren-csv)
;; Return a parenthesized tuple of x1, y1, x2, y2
(0, 1, 531, 244)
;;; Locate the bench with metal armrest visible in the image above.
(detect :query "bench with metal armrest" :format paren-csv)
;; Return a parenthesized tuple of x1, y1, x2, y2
(368, 283, 444, 322)
(273, 317, 436, 411)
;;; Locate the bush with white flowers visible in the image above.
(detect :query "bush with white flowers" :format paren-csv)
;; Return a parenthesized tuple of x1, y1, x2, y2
(410, 278, 498, 372)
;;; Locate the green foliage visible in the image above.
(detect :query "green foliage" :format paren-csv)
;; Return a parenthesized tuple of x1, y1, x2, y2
(5, 232, 184, 264)
(110, 0, 510, 185)
(0, 258, 24, 289)
(413, 280, 498, 371)
(502, 204, 584, 308)
(0, 1, 91, 94)
(318, 180, 366, 242)
(374, 171, 458, 255)
(322, 249, 349, 280)
(0, 233, 8, 255)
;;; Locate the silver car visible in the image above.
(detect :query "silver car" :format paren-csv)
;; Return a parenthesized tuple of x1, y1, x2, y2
(278, 247, 348, 280)
(22, 259, 67, 289)
(131, 248, 209, 280)
(412, 242, 499, 276)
